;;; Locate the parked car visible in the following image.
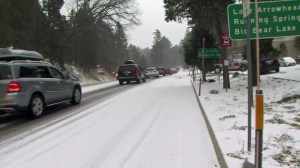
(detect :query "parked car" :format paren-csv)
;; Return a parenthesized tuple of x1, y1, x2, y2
(278, 57, 297, 66)
(116, 61, 146, 85)
(145, 67, 159, 78)
(164, 68, 173, 75)
(170, 69, 178, 74)
(156, 67, 166, 76)
(229, 54, 248, 71)
(296, 56, 300, 64)
(260, 57, 280, 74)
(214, 54, 248, 73)
(0, 58, 82, 119)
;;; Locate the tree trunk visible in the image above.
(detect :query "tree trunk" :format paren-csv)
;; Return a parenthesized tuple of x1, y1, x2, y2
(214, 6, 230, 89)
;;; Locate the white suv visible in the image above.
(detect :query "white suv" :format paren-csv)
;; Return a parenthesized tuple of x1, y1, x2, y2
(145, 67, 159, 78)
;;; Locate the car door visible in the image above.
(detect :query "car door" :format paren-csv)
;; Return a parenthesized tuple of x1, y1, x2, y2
(48, 67, 74, 101)
(34, 66, 63, 104)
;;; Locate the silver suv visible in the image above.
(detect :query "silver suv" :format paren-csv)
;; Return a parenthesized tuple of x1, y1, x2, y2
(0, 51, 81, 119)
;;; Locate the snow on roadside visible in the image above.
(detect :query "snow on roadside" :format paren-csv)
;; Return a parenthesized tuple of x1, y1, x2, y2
(193, 65, 300, 168)
(63, 64, 116, 86)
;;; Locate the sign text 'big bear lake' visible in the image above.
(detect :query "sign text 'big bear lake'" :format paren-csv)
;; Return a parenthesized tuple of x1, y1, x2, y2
(227, 1, 300, 40)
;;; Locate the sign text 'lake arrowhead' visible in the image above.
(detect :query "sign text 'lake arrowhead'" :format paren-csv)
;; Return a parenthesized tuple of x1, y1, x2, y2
(227, 1, 300, 40)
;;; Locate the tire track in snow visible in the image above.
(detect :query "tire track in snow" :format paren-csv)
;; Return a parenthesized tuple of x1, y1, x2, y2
(84, 105, 163, 167)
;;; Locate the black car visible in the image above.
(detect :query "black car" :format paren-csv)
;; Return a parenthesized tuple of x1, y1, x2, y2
(260, 57, 280, 74)
(116, 61, 146, 85)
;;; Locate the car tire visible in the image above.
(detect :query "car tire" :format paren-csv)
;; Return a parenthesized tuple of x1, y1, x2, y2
(240, 64, 248, 72)
(119, 80, 123, 85)
(143, 77, 146, 82)
(28, 94, 44, 119)
(136, 78, 141, 84)
(275, 68, 279, 72)
(214, 65, 222, 73)
(71, 87, 81, 105)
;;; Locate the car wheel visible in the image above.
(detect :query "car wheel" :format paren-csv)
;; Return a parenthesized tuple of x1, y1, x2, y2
(214, 65, 222, 73)
(136, 78, 141, 84)
(143, 77, 146, 82)
(119, 80, 123, 85)
(240, 64, 247, 72)
(275, 68, 279, 72)
(28, 94, 44, 119)
(71, 87, 81, 105)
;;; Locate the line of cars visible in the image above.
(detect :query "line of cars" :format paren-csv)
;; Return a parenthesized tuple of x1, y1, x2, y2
(0, 48, 82, 119)
(145, 67, 177, 78)
(259, 56, 297, 74)
(278, 57, 297, 67)
(215, 55, 298, 74)
(115, 60, 178, 85)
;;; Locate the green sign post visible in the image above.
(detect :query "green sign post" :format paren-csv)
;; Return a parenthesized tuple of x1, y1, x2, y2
(198, 48, 221, 58)
(227, 1, 300, 40)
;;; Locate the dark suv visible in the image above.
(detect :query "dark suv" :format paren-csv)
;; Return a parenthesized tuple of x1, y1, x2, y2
(260, 57, 280, 74)
(116, 61, 146, 85)
(0, 49, 81, 118)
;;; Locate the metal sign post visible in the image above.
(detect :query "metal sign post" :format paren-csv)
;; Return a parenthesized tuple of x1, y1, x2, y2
(202, 38, 205, 83)
(224, 59, 229, 93)
(254, 0, 263, 167)
(243, 0, 253, 152)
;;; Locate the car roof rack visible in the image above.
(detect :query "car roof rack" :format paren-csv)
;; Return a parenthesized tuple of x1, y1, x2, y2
(124, 60, 135, 64)
(0, 48, 43, 61)
(8, 60, 50, 64)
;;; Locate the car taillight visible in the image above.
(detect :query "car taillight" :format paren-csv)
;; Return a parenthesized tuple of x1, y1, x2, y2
(135, 69, 139, 75)
(116, 69, 119, 78)
(7, 81, 21, 93)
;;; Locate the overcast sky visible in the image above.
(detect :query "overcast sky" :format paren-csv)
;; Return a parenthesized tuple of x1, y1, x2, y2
(127, 0, 188, 49)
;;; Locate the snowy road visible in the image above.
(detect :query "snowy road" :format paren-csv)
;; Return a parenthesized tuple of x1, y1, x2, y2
(0, 71, 220, 168)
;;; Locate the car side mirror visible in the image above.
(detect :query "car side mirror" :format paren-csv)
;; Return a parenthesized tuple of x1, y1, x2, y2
(64, 72, 71, 79)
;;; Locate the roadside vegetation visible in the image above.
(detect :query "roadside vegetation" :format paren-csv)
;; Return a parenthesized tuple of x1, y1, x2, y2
(0, 0, 185, 74)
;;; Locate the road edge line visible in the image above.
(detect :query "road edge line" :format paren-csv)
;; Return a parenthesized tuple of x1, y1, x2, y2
(190, 79, 228, 168)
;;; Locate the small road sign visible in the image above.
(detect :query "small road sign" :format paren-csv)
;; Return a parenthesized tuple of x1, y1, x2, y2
(221, 34, 231, 47)
(198, 48, 221, 58)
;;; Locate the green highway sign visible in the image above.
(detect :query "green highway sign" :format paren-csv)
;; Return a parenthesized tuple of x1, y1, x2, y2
(198, 48, 221, 58)
(227, 1, 300, 40)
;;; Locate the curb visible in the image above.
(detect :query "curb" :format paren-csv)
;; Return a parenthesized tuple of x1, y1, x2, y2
(190, 79, 228, 168)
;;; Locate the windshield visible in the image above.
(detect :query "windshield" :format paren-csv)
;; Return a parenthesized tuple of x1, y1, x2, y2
(119, 65, 137, 71)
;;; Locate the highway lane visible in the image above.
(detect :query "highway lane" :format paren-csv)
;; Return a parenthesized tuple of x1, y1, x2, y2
(0, 80, 151, 145)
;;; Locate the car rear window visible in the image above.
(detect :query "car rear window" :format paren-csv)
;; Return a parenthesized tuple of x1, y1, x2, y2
(119, 65, 136, 71)
(0, 65, 12, 80)
(147, 68, 156, 71)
